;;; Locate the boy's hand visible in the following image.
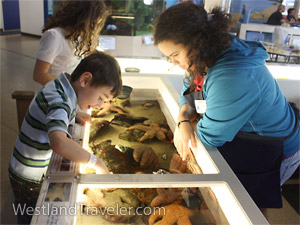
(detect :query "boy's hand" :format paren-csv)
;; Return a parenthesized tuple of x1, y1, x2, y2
(49, 130, 109, 173)
(76, 111, 91, 125)
(95, 158, 110, 174)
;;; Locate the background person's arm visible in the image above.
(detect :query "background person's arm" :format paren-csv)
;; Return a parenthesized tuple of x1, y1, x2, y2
(33, 59, 54, 86)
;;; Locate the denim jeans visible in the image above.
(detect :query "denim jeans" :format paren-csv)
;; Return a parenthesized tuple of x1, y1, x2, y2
(9, 169, 42, 225)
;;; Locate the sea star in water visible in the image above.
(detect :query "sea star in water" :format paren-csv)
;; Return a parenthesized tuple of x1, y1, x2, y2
(149, 203, 195, 225)
(128, 123, 172, 142)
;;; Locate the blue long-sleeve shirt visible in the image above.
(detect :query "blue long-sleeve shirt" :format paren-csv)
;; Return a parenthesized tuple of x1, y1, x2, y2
(180, 37, 300, 158)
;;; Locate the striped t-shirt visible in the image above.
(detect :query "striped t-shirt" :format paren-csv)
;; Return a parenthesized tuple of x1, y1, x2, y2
(9, 73, 77, 183)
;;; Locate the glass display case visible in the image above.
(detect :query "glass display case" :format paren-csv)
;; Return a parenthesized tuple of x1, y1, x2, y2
(102, 0, 165, 36)
(47, 0, 165, 37)
(31, 76, 269, 225)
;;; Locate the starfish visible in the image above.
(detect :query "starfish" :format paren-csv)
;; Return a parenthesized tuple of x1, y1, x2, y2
(128, 123, 172, 142)
(83, 188, 139, 223)
(45, 183, 67, 202)
(151, 188, 182, 207)
(149, 203, 195, 225)
(93, 101, 126, 117)
(169, 153, 191, 174)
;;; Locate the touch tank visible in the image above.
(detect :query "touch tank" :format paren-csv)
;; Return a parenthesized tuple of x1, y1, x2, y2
(31, 76, 269, 225)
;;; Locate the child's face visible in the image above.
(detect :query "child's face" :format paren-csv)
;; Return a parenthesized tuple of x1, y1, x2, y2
(77, 84, 114, 111)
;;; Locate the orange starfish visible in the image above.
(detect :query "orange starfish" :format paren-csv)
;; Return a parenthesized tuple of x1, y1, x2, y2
(93, 101, 126, 117)
(149, 203, 195, 225)
(151, 188, 182, 207)
(169, 153, 191, 174)
(128, 123, 172, 142)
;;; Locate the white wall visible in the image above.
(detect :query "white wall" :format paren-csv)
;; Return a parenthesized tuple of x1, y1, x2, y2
(204, 0, 231, 13)
(0, 2, 4, 30)
(277, 80, 300, 107)
(19, 0, 44, 36)
(205, 0, 222, 12)
(102, 35, 162, 58)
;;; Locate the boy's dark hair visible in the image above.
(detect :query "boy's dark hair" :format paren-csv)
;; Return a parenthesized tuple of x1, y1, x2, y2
(154, 2, 232, 90)
(71, 51, 122, 98)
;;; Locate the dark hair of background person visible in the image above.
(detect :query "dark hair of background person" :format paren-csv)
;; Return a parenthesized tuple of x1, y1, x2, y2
(43, 0, 111, 57)
(71, 51, 122, 98)
(288, 8, 295, 15)
(154, 2, 232, 89)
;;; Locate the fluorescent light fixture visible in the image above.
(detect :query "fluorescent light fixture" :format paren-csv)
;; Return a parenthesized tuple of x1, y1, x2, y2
(111, 16, 134, 20)
(143, 0, 153, 5)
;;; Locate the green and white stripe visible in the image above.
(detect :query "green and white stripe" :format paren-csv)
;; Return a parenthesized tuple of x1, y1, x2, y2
(9, 73, 77, 183)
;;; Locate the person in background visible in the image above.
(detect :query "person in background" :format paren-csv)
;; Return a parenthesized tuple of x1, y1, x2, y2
(33, 0, 110, 124)
(154, 2, 300, 218)
(9, 52, 122, 224)
(287, 8, 300, 25)
(266, 4, 286, 25)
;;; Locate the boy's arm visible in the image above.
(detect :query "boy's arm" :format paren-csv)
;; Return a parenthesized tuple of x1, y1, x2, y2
(48, 130, 109, 174)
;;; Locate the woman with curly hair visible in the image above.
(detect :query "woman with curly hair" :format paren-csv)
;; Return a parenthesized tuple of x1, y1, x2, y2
(33, 0, 110, 124)
(155, 2, 300, 215)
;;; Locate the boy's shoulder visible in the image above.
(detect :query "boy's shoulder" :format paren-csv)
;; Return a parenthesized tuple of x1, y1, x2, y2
(39, 73, 77, 108)
(31, 74, 77, 124)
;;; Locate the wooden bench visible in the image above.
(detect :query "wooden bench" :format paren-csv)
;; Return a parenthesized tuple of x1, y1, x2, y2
(12, 91, 34, 130)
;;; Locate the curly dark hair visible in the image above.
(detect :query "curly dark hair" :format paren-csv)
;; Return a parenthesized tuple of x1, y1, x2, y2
(43, 0, 110, 57)
(154, 2, 232, 89)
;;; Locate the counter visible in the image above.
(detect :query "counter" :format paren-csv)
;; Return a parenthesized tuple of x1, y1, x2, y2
(239, 23, 300, 40)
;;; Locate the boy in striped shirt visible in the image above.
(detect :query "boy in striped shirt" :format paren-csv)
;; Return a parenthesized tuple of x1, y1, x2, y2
(9, 51, 122, 224)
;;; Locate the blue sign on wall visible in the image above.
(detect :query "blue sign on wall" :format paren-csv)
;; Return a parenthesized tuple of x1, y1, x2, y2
(230, 0, 282, 23)
(230, 0, 281, 14)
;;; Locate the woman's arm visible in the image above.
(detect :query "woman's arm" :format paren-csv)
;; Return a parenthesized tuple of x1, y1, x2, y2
(174, 104, 198, 161)
(33, 59, 54, 86)
(177, 104, 198, 123)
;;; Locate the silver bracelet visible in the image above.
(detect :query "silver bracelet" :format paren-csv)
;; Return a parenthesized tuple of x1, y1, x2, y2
(87, 153, 98, 168)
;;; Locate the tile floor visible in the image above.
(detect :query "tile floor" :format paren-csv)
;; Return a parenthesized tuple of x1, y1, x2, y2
(0, 34, 299, 225)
